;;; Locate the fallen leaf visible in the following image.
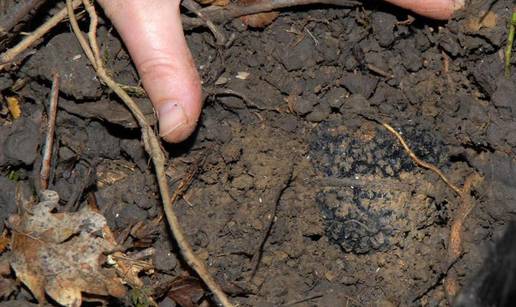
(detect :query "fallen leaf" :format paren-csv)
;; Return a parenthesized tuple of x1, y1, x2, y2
(9, 190, 127, 306)
(102, 225, 150, 289)
(167, 276, 205, 307)
(0, 231, 10, 254)
(108, 250, 153, 289)
(241, 11, 279, 28)
(238, 0, 279, 28)
(6, 96, 21, 119)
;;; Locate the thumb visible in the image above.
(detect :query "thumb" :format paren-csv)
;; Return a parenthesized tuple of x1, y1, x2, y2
(97, 0, 202, 143)
(384, 0, 465, 20)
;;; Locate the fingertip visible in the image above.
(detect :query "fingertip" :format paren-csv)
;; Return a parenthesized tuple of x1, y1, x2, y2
(158, 99, 201, 143)
(384, 0, 464, 20)
(98, 0, 203, 143)
(161, 122, 198, 143)
(141, 55, 203, 143)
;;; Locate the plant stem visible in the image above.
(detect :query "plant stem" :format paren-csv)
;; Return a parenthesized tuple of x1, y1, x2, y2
(504, 7, 516, 78)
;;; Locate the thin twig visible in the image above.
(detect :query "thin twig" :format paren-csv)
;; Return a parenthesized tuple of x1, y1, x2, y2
(442, 50, 449, 74)
(73, 0, 96, 69)
(170, 153, 207, 204)
(39, 72, 60, 190)
(208, 87, 277, 111)
(210, 0, 360, 19)
(181, 0, 226, 45)
(119, 84, 147, 97)
(66, 1, 233, 306)
(158, 150, 208, 223)
(250, 163, 293, 279)
(0, 0, 82, 70)
(382, 122, 462, 195)
(366, 63, 393, 79)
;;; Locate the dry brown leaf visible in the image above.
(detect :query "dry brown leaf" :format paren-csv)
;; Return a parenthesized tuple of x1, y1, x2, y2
(167, 276, 206, 307)
(109, 252, 152, 289)
(100, 224, 148, 289)
(238, 0, 279, 28)
(0, 231, 10, 254)
(241, 11, 279, 28)
(9, 190, 127, 306)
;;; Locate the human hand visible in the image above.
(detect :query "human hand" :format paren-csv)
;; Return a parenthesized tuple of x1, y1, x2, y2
(97, 0, 202, 143)
(97, 0, 464, 143)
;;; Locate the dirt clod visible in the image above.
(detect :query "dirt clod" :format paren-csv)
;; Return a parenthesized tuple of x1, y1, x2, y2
(22, 33, 102, 99)
(0, 117, 40, 166)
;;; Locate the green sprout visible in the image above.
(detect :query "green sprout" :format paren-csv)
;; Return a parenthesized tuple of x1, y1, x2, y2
(7, 169, 21, 181)
(505, 7, 516, 78)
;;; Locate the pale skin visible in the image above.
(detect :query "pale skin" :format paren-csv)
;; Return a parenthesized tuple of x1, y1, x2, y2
(97, 0, 465, 143)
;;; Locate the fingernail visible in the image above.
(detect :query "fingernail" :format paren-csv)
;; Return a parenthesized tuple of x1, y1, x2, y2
(158, 102, 188, 137)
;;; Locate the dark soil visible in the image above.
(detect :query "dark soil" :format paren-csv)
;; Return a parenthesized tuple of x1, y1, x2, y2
(1, 0, 516, 306)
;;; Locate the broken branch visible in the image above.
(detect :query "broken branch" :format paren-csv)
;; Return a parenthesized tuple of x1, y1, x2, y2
(39, 72, 60, 190)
